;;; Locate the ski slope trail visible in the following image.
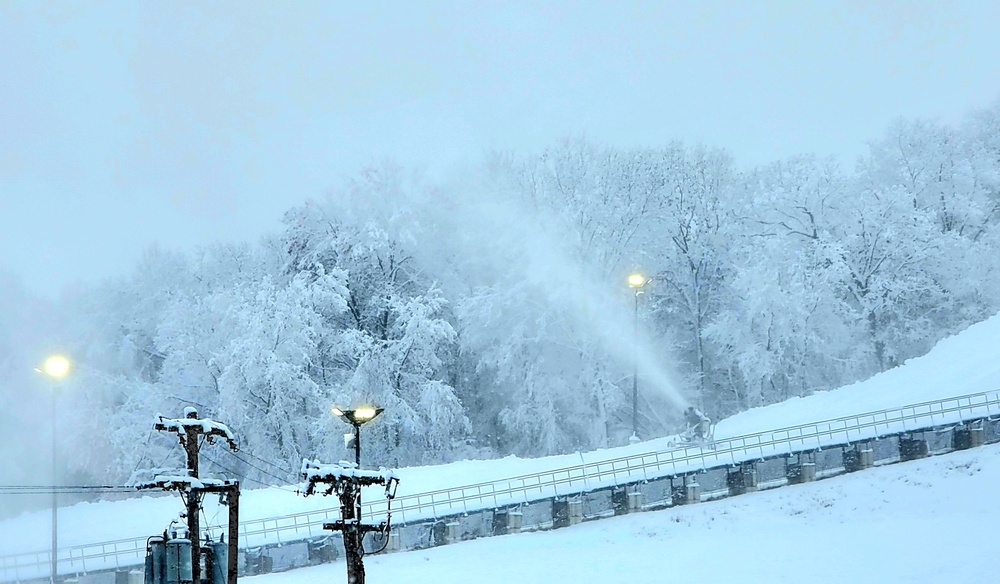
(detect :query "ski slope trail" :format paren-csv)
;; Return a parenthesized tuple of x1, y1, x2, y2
(250, 443, 1000, 584)
(715, 311, 1000, 439)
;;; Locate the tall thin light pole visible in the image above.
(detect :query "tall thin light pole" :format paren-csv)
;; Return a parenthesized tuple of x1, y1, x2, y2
(50, 387, 57, 584)
(632, 288, 639, 439)
(627, 274, 646, 442)
(37, 355, 70, 584)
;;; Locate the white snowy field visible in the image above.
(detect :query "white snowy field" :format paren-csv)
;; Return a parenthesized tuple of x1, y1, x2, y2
(3, 312, 1000, 560)
(252, 443, 1000, 584)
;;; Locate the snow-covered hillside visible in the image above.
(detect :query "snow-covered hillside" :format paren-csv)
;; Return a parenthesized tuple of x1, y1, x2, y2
(715, 311, 1000, 438)
(254, 443, 1000, 584)
(3, 312, 999, 557)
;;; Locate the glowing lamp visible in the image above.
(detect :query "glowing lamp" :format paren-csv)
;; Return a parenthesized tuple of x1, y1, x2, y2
(40, 355, 71, 379)
(332, 406, 384, 427)
(354, 407, 378, 421)
(331, 406, 385, 467)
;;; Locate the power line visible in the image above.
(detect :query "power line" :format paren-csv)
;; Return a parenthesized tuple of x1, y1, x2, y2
(221, 449, 296, 487)
(154, 441, 181, 469)
(199, 454, 272, 490)
(0, 485, 136, 495)
(0, 485, 134, 489)
(199, 454, 243, 481)
(202, 449, 298, 495)
(130, 426, 157, 476)
(223, 443, 297, 477)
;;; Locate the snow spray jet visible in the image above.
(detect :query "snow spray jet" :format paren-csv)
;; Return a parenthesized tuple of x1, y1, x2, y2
(428, 168, 691, 413)
(509, 210, 690, 411)
(323, 161, 690, 415)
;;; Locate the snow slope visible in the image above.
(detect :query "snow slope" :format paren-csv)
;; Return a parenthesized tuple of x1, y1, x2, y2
(3, 312, 999, 558)
(252, 443, 1000, 584)
(715, 312, 1000, 438)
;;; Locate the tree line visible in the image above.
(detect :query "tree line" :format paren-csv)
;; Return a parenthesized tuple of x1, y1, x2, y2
(8, 100, 1000, 493)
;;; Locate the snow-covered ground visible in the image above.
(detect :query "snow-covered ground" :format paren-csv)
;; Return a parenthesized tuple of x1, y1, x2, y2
(3, 312, 1000, 560)
(254, 443, 1000, 584)
(715, 312, 1000, 438)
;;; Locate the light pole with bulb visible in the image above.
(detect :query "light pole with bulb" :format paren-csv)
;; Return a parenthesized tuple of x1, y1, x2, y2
(329, 406, 384, 584)
(331, 406, 384, 467)
(627, 274, 648, 443)
(35, 355, 70, 584)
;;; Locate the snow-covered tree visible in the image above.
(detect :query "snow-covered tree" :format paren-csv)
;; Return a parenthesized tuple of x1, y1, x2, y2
(22, 98, 1000, 489)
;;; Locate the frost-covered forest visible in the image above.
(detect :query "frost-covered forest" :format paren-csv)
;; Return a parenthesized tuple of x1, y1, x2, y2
(4, 101, 1000, 492)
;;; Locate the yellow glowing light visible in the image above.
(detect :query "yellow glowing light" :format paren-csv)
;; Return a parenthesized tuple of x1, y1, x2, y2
(628, 273, 646, 288)
(42, 355, 71, 379)
(331, 407, 344, 417)
(354, 407, 377, 421)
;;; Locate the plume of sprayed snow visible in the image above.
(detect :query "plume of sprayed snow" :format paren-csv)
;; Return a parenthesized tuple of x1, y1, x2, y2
(461, 179, 689, 410)
(330, 162, 690, 411)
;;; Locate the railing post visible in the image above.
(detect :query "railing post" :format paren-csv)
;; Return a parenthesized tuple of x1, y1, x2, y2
(899, 434, 929, 461)
(843, 442, 873, 472)
(672, 475, 700, 505)
(786, 452, 816, 484)
(727, 461, 758, 496)
(953, 421, 985, 450)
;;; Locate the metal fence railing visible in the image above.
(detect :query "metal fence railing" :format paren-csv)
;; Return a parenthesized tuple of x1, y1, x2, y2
(3, 389, 998, 582)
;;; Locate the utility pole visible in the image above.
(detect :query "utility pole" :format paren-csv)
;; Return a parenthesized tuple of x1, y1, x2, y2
(301, 461, 399, 584)
(336, 474, 366, 584)
(312, 407, 389, 583)
(152, 407, 239, 584)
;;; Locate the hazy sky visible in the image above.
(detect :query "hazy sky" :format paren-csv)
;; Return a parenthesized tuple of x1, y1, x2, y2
(2, 1, 999, 298)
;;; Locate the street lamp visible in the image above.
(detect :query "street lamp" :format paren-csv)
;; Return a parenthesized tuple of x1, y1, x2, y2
(331, 406, 384, 467)
(627, 274, 648, 443)
(329, 405, 384, 584)
(35, 355, 71, 584)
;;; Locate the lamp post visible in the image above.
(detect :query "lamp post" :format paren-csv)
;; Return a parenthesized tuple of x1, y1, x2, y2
(331, 406, 384, 467)
(35, 355, 70, 584)
(329, 406, 384, 584)
(627, 274, 647, 443)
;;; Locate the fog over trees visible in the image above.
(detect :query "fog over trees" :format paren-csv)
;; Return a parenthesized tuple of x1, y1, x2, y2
(5, 100, 1000, 496)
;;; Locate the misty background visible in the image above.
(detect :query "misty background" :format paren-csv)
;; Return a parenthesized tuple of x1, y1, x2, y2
(2, 2, 1000, 518)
